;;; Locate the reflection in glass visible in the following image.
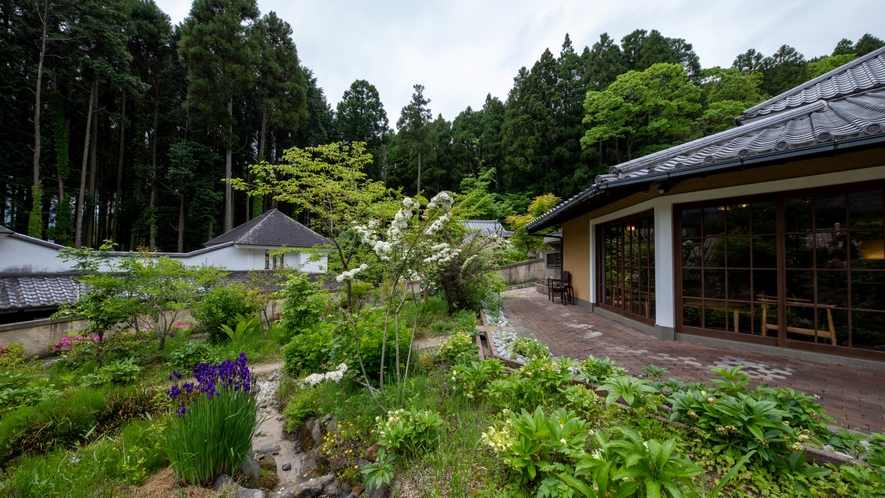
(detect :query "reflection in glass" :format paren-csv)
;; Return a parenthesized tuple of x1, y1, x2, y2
(682, 208, 702, 238)
(705, 236, 726, 267)
(728, 204, 751, 235)
(849, 191, 883, 230)
(682, 239, 703, 267)
(753, 270, 778, 300)
(817, 271, 848, 308)
(704, 207, 726, 236)
(785, 197, 813, 233)
(815, 232, 847, 269)
(727, 270, 752, 301)
(705, 302, 727, 331)
(851, 311, 885, 350)
(815, 193, 846, 231)
(785, 234, 814, 268)
(704, 270, 726, 299)
(727, 237, 751, 267)
(752, 201, 777, 234)
(851, 272, 885, 311)
(752, 236, 778, 268)
(683, 299, 703, 328)
(786, 270, 814, 302)
(786, 305, 816, 342)
(853, 232, 885, 269)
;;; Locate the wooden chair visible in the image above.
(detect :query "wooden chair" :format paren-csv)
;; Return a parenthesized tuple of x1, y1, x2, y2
(758, 295, 838, 345)
(548, 271, 574, 305)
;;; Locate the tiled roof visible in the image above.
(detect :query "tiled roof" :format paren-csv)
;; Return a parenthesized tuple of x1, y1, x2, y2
(737, 46, 885, 124)
(0, 274, 86, 311)
(460, 220, 514, 238)
(204, 209, 331, 248)
(526, 48, 885, 233)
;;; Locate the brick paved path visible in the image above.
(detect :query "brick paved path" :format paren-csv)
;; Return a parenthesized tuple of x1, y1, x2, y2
(503, 290, 885, 433)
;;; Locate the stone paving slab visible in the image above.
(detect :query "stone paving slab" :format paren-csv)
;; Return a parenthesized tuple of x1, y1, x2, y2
(503, 291, 885, 433)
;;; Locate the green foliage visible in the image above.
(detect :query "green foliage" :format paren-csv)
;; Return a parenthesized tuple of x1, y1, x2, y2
(576, 356, 626, 384)
(506, 193, 562, 254)
(283, 386, 321, 431)
(642, 364, 668, 382)
(450, 359, 507, 399)
(165, 387, 258, 485)
(375, 407, 443, 457)
(596, 375, 658, 411)
(166, 341, 212, 373)
(220, 313, 262, 342)
(192, 284, 260, 344)
(0, 371, 61, 415)
(437, 330, 478, 366)
(509, 337, 551, 361)
(485, 357, 573, 412)
(82, 359, 142, 386)
(278, 272, 330, 341)
(281, 322, 335, 377)
(27, 186, 42, 239)
(0, 385, 162, 463)
(0, 343, 27, 369)
(827, 428, 869, 458)
(482, 291, 505, 318)
(361, 448, 396, 491)
(582, 63, 702, 160)
(709, 365, 750, 395)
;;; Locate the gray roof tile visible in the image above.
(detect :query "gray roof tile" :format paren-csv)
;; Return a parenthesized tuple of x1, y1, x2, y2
(0, 274, 86, 310)
(204, 209, 331, 248)
(737, 46, 885, 123)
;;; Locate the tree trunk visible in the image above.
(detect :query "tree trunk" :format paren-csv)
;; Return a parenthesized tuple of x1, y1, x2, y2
(177, 194, 185, 252)
(85, 115, 97, 247)
(149, 112, 158, 251)
(29, 0, 49, 238)
(112, 91, 126, 243)
(74, 78, 97, 248)
(224, 98, 233, 233)
(416, 148, 422, 195)
(258, 106, 267, 161)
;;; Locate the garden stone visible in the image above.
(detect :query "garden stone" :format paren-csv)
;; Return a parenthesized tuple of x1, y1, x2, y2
(366, 482, 388, 498)
(237, 487, 266, 498)
(291, 474, 331, 498)
(323, 480, 339, 496)
(281, 461, 292, 471)
(213, 474, 233, 491)
(258, 442, 281, 455)
(357, 459, 372, 469)
(310, 419, 324, 446)
(276, 490, 295, 498)
(240, 456, 261, 487)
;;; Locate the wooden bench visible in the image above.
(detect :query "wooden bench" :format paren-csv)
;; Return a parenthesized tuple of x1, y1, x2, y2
(757, 295, 837, 345)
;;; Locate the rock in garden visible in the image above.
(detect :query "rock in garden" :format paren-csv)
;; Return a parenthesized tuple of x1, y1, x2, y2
(237, 487, 266, 498)
(258, 443, 281, 455)
(281, 461, 292, 471)
(258, 458, 277, 472)
(275, 489, 295, 498)
(240, 456, 261, 487)
(292, 476, 326, 498)
(213, 474, 233, 491)
(364, 445, 381, 461)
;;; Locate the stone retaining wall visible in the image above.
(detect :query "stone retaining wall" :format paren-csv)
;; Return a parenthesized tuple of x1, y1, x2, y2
(495, 258, 544, 285)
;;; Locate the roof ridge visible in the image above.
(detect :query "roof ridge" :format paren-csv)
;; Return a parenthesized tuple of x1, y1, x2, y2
(737, 46, 885, 124)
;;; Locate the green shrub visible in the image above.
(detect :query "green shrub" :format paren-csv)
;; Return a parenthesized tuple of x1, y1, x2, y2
(283, 386, 321, 431)
(576, 355, 626, 384)
(166, 341, 212, 372)
(82, 359, 142, 386)
(192, 284, 259, 343)
(0, 384, 163, 463)
(375, 408, 443, 457)
(0, 371, 62, 415)
(437, 330, 477, 365)
(0, 343, 27, 368)
(282, 322, 335, 377)
(509, 337, 550, 360)
(278, 272, 329, 343)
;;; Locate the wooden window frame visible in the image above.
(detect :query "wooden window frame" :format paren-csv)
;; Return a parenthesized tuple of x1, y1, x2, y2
(596, 210, 656, 326)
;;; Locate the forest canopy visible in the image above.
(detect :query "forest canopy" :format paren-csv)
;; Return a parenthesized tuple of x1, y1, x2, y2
(2, 0, 881, 251)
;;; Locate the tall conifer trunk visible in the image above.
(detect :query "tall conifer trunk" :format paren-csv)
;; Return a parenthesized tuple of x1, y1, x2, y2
(224, 97, 233, 233)
(75, 78, 97, 248)
(29, 0, 49, 238)
(113, 92, 126, 243)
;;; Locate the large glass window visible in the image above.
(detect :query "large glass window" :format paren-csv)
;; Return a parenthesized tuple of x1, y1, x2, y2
(598, 213, 655, 321)
(677, 185, 885, 353)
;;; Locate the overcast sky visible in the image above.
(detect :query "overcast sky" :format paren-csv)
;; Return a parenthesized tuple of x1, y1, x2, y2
(153, 0, 885, 124)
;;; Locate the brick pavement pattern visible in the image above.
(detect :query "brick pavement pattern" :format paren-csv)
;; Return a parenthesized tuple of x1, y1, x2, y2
(504, 291, 885, 433)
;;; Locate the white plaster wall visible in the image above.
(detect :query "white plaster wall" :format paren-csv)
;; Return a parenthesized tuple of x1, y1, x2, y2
(0, 236, 69, 273)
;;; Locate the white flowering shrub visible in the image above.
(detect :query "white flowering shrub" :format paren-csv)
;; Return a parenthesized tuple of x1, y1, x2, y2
(301, 362, 348, 387)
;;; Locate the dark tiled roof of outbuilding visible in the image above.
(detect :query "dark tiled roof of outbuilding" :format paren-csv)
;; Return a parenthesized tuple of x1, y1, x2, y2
(737, 46, 885, 124)
(526, 50, 885, 233)
(203, 209, 331, 248)
(460, 220, 514, 238)
(0, 273, 86, 311)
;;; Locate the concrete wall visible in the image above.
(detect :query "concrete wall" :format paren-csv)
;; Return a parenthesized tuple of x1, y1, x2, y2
(0, 235, 69, 273)
(0, 317, 87, 357)
(495, 258, 545, 285)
